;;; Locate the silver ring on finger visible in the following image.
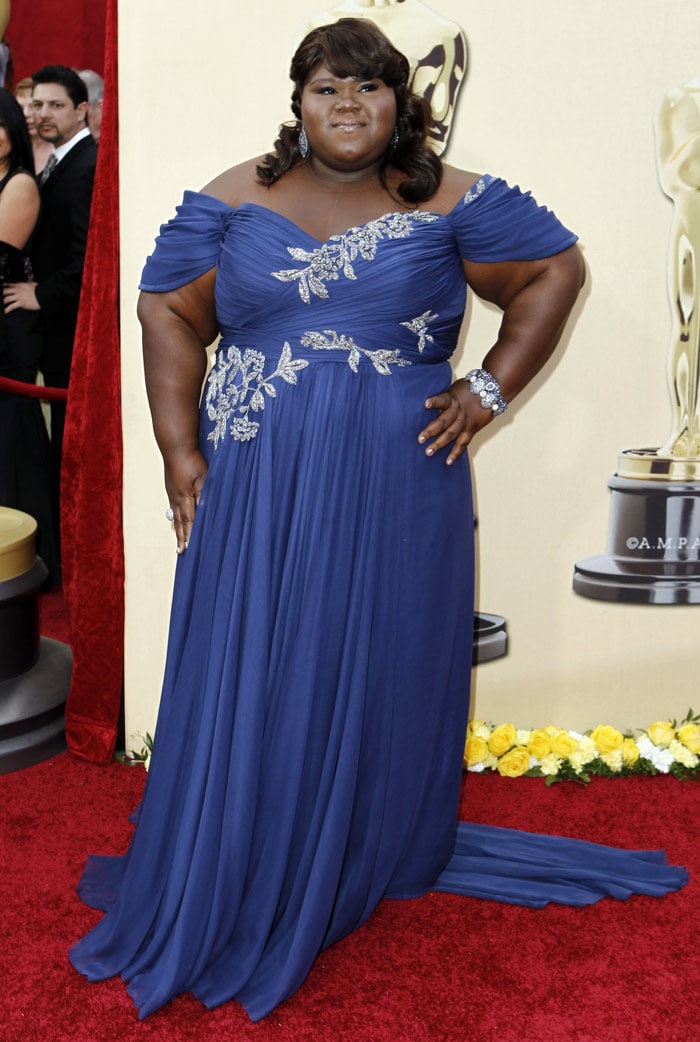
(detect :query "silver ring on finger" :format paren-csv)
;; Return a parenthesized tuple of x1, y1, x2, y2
(165, 507, 174, 522)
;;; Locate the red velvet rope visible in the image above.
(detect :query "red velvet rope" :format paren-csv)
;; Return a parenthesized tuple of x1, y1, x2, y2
(0, 375, 69, 401)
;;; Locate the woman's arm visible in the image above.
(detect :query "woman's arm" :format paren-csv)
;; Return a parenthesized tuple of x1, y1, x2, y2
(1, 175, 42, 312)
(418, 244, 585, 463)
(138, 267, 219, 552)
(0, 172, 40, 249)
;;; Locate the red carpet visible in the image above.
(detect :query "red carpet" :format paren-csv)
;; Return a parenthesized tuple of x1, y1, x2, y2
(0, 753, 696, 1042)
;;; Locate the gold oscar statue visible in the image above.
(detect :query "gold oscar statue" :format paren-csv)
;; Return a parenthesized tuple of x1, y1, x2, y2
(574, 77, 700, 603)
(618, 75, 700, 480)
(655, 76, 700, 460)
(303, 0, 467, 153)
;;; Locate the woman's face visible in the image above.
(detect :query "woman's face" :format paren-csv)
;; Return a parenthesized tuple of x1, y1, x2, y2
(0, 124, 11, 167)
(300, 62, 397, 175)
(15, 86, 37, 137)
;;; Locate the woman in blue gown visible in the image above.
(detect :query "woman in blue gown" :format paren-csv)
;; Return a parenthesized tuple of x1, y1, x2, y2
(69, 19, 687, 1021)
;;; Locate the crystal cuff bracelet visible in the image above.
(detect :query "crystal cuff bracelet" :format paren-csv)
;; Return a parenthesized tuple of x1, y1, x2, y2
(465, 368, 508, 416)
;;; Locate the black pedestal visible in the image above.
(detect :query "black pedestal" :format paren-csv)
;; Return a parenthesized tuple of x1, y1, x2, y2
(473, 612, 508, 663)
(0, 558, 72, 773)
(573, 475, 700, 604)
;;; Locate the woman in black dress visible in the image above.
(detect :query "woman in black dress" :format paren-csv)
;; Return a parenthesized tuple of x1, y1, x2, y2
(0, 87, 58, 581)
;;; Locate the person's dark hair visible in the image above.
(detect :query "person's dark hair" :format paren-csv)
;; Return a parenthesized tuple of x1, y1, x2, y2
(0, 87, 35, 176)
(31, 64, 88, 109)
(257, 18, 442, 204)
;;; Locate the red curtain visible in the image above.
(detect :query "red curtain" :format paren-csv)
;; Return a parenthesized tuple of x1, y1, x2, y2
(61, 0, 123, 763)
(6, 1, 106, 83)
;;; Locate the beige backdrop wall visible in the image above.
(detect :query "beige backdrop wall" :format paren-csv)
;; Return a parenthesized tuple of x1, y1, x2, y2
(119, 0, 700, 748)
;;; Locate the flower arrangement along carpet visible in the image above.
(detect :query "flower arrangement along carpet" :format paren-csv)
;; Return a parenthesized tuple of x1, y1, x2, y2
(464, 709, 700, 784)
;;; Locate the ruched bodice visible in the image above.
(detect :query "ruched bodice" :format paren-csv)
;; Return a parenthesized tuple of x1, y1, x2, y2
(140, 176, 577, 449)
(215, 203, 464, 361)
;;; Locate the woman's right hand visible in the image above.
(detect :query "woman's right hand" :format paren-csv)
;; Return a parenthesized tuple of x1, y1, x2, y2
(164, 448, 208, 554)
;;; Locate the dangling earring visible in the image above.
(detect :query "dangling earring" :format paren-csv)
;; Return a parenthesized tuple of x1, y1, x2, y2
(299, 125, 309, 158)
(391, 126, 400, 148)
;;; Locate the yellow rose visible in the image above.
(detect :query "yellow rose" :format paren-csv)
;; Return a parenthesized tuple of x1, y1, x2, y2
(528, 729, 552, 760)
(465, 735, 489, 767)
(550, 730, 579, 758)
(676, 723, 700, 754)
(468, 719, 491, 740)
(488, 723, 517, 757)
(647, 721, 675, 748)
(591, 725, 624, 754)
(621, 738, 640, 766)
(497, 747, 531, 778)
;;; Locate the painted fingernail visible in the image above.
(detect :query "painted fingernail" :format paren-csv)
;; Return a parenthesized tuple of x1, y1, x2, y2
(418, 435, 426, 444)
(426, 447, 433, 456)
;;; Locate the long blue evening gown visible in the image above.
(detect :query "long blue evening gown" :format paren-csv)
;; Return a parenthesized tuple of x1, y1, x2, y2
(69, 176, 688, 1021)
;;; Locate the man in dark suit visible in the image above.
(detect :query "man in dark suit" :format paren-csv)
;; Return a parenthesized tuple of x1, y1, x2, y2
(4, 64, 97, 563)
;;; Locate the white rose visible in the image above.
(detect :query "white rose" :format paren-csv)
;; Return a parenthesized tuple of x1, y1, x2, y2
(637, 735, 674, 773)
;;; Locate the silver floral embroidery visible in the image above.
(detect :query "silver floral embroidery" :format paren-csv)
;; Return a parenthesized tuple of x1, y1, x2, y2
(205, 342, 309, 447)
(463, 175, 493, 205)
(301, 329, 410, 375)
(400, 310, 439, 353)
(272, 211, 439, 303)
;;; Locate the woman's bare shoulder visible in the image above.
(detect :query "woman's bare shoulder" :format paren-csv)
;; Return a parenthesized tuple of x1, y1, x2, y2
(200, 157, 271, 209)
(0, 171, 40, 226)
(2, 170, 41, 203)
(0, 172, 40, 248)
(427, 164, 484, 213)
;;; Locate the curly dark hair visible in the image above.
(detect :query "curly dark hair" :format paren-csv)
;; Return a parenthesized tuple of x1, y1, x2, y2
(0, 87, 35, 176)
(257, 18, 442, 204)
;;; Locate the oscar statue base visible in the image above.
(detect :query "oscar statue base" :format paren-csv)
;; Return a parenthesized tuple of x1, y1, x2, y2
(0, 508, 72, 773)
(473, 612, 508, 663)
(573, 450, 700, 604)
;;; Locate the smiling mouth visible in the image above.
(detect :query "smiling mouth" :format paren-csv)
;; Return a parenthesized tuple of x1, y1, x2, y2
(334, 122, 365, 131)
